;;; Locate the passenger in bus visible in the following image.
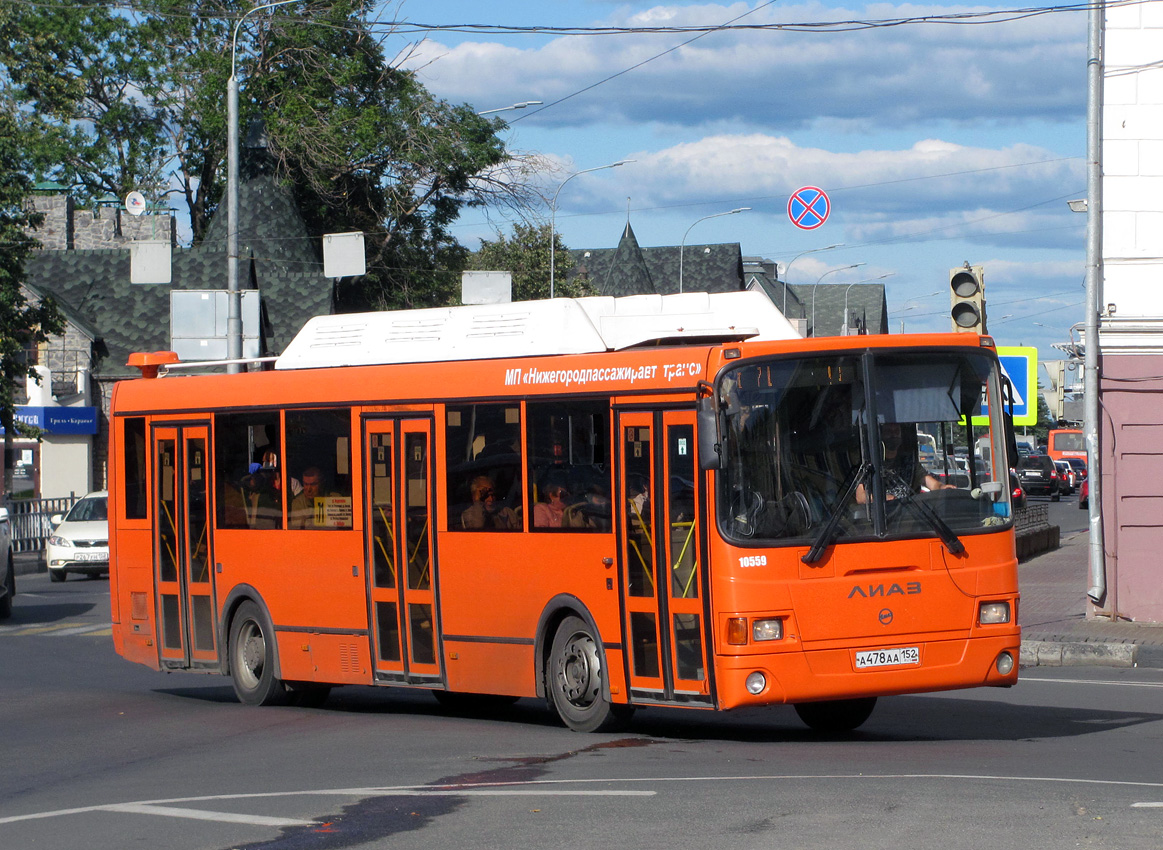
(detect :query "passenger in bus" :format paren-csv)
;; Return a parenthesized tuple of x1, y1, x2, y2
(534, 483, 588, 529)
(290, 466, 335, 529)
(461, 475, 519, 530)
(240, 462, 281, 528)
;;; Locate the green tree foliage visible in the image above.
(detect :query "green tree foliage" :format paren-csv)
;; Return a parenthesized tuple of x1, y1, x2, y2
(470, 223, 593, 302)
(0, 1, 544, 311)
(0, 109, 65, 435)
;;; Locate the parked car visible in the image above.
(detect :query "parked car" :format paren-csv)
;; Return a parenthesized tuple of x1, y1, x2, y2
(0, 506, 13, 619)
(1055, 460, 1076, 494)
(1017, 455, 1061, 501)
(46, 491, 109, 582)
(1078, 478, 1089, 510)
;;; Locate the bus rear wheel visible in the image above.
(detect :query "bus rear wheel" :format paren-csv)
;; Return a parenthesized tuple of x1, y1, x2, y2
(229, 601, 289, 706)
(793, 697, 877, 733)
(547, 615, 632, 733)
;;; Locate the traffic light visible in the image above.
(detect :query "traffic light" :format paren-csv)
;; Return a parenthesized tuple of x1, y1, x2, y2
(949, 264, 985, 333)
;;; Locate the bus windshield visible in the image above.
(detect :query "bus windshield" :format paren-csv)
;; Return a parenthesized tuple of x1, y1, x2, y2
(718, 349, 1011, 547)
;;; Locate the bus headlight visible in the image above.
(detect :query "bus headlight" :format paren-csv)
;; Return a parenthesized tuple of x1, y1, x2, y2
(745, 672, 767, 695)
(978, 601, 1011, 625)
(996, 652, 1015, 675)
(752, 619, 783, 642)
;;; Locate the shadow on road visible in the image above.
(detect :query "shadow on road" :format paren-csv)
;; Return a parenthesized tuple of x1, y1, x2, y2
(149, 681, 1163, 744)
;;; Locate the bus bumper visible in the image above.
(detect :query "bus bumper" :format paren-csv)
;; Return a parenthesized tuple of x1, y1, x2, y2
(715, 633, 1021, 710)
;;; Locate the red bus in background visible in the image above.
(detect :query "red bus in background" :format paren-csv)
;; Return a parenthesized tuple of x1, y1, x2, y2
(1047, 428, 1085, 462)
(107, 292, 1022, 734)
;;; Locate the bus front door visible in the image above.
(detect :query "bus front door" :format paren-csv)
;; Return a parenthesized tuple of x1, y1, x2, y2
(153, 424, 216, 670)
(618, 410, 711, 706)
(364, 418, 441, 686)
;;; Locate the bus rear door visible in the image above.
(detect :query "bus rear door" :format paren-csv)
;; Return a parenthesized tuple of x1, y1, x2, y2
(618, 409, 711, 706)
(152, 423, 217, 670)
(364, 417, 441, 686)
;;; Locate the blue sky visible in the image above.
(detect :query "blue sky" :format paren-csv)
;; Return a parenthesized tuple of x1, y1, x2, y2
(379, 0, 1088, 365)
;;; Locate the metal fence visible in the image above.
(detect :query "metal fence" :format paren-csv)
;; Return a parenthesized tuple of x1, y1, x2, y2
(5, 495, 79, 553)
(1015, 502, 1049, 534)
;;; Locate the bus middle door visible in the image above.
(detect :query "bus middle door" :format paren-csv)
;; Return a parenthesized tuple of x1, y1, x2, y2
(153, 423, 216, 670)
(364, 417, 441, 686)
(618, 409, 711, 706)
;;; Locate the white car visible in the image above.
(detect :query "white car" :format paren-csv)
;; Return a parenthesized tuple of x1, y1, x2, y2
(46, 491, 109, 582)
(0, 506, 13, 618)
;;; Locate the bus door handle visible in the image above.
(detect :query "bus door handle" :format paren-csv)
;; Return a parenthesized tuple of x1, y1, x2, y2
(602, 557, 613, 568)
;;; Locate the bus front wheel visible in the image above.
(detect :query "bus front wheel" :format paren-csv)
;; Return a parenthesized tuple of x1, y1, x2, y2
(229, 601, 289, 706)
(547, 616, 633, 733)
(793, 697, 877, 733)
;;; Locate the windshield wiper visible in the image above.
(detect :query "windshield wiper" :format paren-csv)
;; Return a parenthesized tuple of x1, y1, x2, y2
(802, 462, 870, 564)
(884, 470, 965, 556)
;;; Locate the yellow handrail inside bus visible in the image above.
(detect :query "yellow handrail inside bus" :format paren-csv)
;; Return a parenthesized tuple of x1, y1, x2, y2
(159, 499, 179, 574)
(671, 520, 698, 598)
(374, 506, 397, 585)
(409, 516, 430, 588)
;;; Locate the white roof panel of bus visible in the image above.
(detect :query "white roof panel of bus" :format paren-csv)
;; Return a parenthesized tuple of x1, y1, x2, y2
(274, 290, 799, 370)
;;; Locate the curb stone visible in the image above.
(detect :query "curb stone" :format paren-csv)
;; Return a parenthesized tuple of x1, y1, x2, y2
(1020, 640, 1137, 668)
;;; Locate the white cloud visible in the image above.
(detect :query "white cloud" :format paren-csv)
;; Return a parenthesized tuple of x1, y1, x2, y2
(400, 2, 1087, 131)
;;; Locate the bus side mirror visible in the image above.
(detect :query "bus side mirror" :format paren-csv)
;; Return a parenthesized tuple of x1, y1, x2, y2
(1001, 376, 1020, 471)
(697, 384, 724, 470)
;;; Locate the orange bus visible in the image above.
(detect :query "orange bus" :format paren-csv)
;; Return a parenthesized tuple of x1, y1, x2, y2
(107, 292, 1021, 733)
(1047, 428, 1085, 462)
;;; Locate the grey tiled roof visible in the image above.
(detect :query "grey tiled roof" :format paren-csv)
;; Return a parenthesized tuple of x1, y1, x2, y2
(25, 175, 333, 378)
(787, 283, 890, 337)
(569, 223, 745, 296)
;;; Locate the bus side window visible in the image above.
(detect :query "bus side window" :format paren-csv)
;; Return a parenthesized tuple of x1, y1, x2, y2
(526, 400, 611, 533)
(446, 404, 522, 531)
(285, 409, 354, 530)
(122, 417, 148, 520)
(215, 411, 284, 529)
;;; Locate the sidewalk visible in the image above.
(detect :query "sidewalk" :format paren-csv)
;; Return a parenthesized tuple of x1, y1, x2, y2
(1019, 529, 1163, 668)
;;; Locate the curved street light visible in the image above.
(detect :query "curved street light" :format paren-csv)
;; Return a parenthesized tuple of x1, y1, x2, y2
(841, 273, 894, 335)
(477, 101, 543, 115)
(229, 0, 307, 371)
(679, 208, 750, 293)
(780, 243, 845, 315)
(810, 263, 865, 337)
(549, 160, 634, 297)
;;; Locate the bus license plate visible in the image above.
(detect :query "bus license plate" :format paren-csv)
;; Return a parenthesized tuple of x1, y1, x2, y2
(855, 646, 920, 669)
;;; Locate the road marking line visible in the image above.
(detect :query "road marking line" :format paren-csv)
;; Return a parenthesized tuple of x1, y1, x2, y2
(1131, 802, 1163, 808)
(1022, 678, 1163, 688)
(103, 803, 315, 827)
(0, 622, 111, 637)
(7, 777, 1163, 827)
(51, 623, 112, 636)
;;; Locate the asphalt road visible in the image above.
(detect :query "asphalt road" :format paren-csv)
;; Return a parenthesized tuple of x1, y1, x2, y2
(5, 551, 1161, 850)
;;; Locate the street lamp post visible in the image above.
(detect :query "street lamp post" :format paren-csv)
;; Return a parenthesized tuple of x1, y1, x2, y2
(679, 208, 750, 293)
(549, 160, 633, 298)
(228, 0, 304, 373)
(810, 263, 865, 337)
(780, 243, 845, 315)
(477, 101, 543, 115)
(841, 273, 893, 335)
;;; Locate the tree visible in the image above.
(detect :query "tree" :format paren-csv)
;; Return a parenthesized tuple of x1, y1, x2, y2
(0, 1, 546, 309)
(470, 223, 592, 302)
(0, 107, 65, 441)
